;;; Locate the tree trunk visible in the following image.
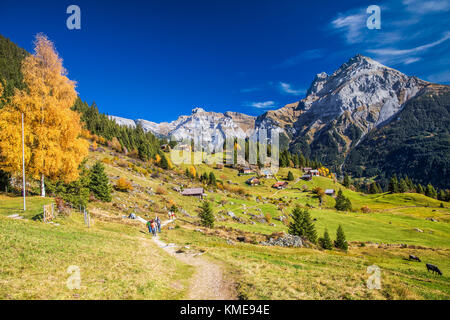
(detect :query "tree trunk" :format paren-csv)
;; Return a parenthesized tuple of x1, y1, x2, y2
(40, 174, 46, 197)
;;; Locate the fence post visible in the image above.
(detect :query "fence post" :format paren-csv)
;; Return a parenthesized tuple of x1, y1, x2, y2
(51, 203, 54, 220)
(43, 205, 46, 223)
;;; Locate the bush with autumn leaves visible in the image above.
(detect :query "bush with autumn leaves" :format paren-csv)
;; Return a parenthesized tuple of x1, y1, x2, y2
(114, 177, 133, 192)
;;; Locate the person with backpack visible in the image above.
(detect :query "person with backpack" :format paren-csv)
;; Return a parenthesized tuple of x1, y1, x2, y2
(156, 216, 161, 233)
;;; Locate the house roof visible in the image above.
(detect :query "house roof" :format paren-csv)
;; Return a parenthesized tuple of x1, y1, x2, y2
(262, 169, 272, 174)
(246, 177, 260, 184)
(309, 169, 319, 173)
(181, 188, 204, 195)
(272, 181, 288, 187)
(325, 189, 335, 194)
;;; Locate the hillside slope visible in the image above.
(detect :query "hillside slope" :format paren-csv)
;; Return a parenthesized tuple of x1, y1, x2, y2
(344, 85, 450, 188)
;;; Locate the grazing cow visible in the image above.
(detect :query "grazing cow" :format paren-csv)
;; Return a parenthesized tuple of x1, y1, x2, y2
(409, 255, 421, 262)
(426, 263, 443, 275)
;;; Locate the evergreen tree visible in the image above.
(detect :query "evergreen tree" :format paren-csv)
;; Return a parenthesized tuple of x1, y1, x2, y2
(319, 228, 333, 250)
(334, 225, 348, 251)
(369, 182, 378, 194)
(158, 153, 169, 169)
(288, 206, 317, 243)
(208, 172, 217, 186)
(299, 154, 306, 168)
(335, 189, 352, 211)
(89, 161, 112, 202)
(287, 171, 294, 181)
(388, 175, 399, 193)
(198, 201, 214, 228)
(425, 184, 437, 199)
(46, 161, 90, 207)
(399, 178, 408, 193)
(343, 174, 350, 188)
(417, 184, 425, 194)
(438, 189, 446, 201)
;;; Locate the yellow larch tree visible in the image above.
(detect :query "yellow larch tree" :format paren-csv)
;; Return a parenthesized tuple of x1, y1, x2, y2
(0, 34, 88, 196)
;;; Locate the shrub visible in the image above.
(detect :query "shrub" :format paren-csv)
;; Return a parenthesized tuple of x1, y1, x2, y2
(361, 206, 371, 213)
(115, 177, 133, 192)
(155, 186, 167, 195)
(264, 213, 272, 224)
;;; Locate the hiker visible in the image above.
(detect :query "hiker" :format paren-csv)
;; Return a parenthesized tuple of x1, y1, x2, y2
(156, 216, 161, 233)
(128, 212, 136, 219)
(150, 219, 157, 237)
(168, 211, 172, 220)
(147, 220, 153, 233)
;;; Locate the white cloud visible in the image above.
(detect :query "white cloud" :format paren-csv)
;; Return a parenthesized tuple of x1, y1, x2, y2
(403, 0, 450, 13)
(367, 32, 450, 56)
(245, 101, 276, 109)
(279, 82, 306, 96)
(330, 11, 366, 44)
(329, 1, 450, 66)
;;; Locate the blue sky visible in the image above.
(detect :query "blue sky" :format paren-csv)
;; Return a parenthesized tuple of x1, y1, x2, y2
(0, 0, 449, 122)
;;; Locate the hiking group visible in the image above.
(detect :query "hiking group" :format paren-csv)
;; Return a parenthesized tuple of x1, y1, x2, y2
(147, 217, 161, 237)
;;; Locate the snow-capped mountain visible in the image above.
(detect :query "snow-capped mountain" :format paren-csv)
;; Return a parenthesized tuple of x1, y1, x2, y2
(258, 54, 428, 143)
(110, 107, 256, 147)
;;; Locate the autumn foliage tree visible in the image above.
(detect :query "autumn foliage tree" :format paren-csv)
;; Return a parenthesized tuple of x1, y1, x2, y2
(0, 34, 88, 196)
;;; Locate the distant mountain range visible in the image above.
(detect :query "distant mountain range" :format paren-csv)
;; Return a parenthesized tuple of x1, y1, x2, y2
(109, 54, 449, 187)
(0, 34, 448, 188)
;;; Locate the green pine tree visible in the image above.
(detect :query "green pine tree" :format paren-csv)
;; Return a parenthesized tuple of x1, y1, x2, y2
(399, 178, 408, 193)
(334, 225, 348, 251)
(159, 153, 169, 169)
(417, 184, 425, 194)
(288, 206, 317, 243)
(198, 201, 215, 228)
(319, 228, 333, 250)
(287, 171, 294, 181)
(343, 174, 350, 188)
(335, 189, 352, 211)
(209, 172, 217, 186)
(388, 175, 399, 193)
(425, 184, 437, 199)
(89, 161, 112, 202)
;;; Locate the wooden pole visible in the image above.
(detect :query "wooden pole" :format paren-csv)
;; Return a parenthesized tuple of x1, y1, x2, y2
(22, 113, 26, 211)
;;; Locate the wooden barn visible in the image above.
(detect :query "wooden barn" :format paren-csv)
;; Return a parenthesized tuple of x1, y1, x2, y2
(181, 188, 205, 199)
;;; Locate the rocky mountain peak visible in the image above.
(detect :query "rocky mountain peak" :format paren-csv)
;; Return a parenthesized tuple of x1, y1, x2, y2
(191, 107, 206, 114)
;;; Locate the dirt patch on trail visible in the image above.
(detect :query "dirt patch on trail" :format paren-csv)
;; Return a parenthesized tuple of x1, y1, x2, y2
(152, 236, 236, 300)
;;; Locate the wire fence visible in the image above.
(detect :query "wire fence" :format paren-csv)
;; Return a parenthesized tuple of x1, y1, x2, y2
(43, 203, 91, 227)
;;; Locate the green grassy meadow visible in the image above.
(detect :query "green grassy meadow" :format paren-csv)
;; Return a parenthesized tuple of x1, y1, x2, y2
(1, 148, 449, 300)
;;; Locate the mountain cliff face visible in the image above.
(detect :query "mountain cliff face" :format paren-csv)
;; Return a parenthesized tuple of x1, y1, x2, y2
(110, 108, 256, 147)
(257, 55, 430, 165)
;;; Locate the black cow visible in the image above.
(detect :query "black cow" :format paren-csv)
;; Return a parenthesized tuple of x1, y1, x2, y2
(426, 263, 443, 275)
(409, 255, 421, 262)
